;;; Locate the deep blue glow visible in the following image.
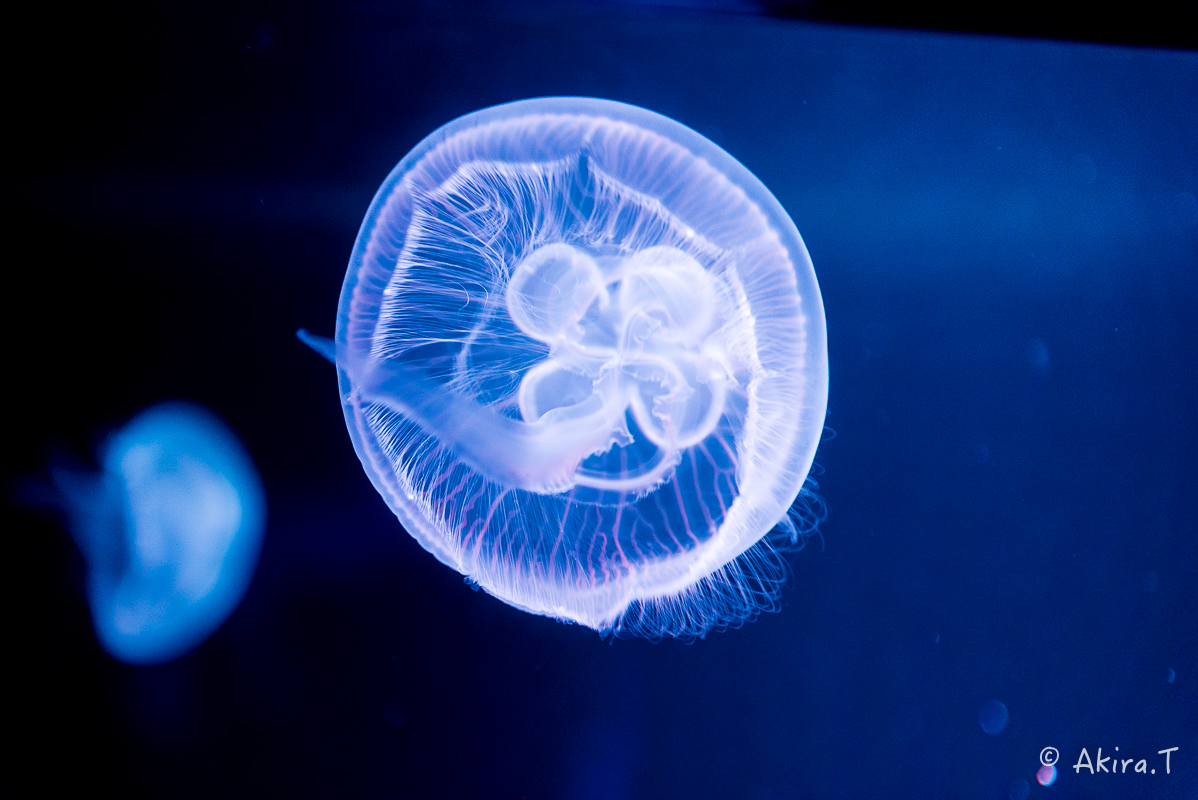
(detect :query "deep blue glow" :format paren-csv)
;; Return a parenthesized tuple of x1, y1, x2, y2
(325, 98, 827, 636)
(56, 403, 265, 664)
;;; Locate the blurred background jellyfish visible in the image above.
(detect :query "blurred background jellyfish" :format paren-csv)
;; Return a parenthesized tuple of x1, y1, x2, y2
(53, 402, 266, 664)
(304, 97, 827, 637)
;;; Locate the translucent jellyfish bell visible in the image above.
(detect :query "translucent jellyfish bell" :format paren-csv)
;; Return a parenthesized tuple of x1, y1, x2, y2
(322, 97, 827, 636)
(55, 403, 266, 664)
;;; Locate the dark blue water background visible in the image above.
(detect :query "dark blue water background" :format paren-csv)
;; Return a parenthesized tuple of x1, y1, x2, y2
(7, 3, 1195, 798)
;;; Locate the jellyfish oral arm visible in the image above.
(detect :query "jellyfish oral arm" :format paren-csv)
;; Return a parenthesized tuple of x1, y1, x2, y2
(357, 350, 666, 494)
(356, 241, 734, 497)
(303, 322, 671, 494)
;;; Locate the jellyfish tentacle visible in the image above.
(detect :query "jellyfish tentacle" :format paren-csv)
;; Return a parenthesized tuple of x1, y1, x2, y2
(356, 351, 627, 494)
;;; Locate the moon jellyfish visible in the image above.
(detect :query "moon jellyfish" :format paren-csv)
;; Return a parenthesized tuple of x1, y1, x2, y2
(53, 403, 266, 664)
(309, 97, 827, 636)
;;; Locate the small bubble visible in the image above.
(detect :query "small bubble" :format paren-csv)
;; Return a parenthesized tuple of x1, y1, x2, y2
(1141, 570, 1159, 592)
(1165, 668, 1175, 684)
(1037, 764, 1057, 786)
(1008, 777, 1030, 800)
(979, 700, 1009, 735)
(256, 22, 278, 54)
(1027, 338, 1051, 377)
